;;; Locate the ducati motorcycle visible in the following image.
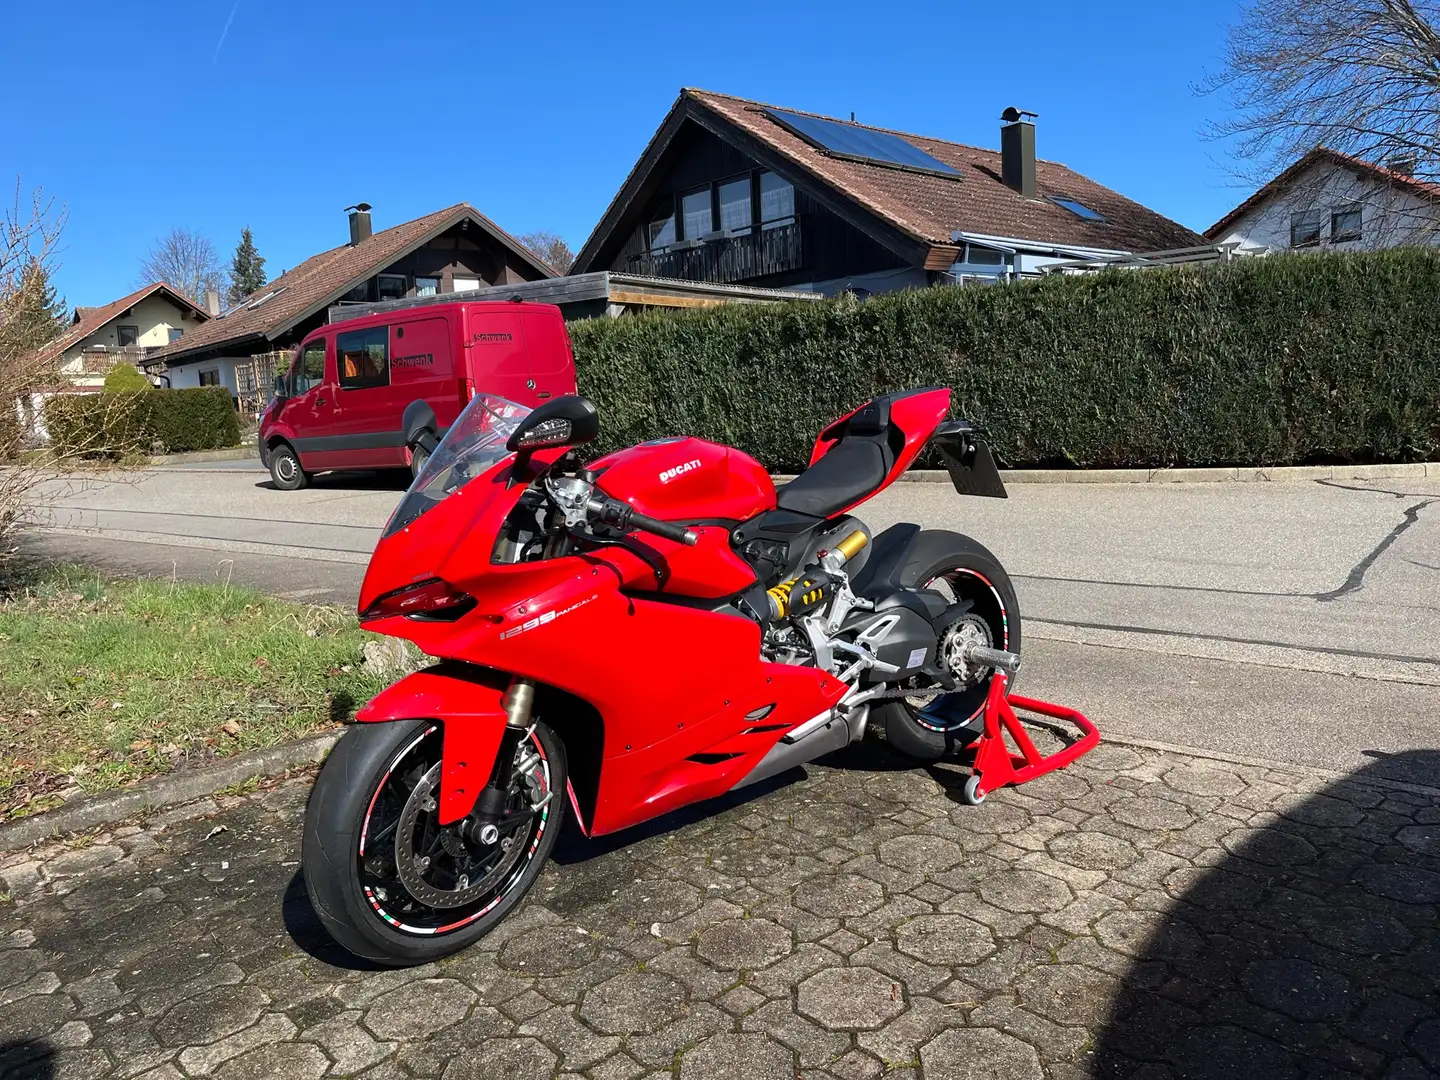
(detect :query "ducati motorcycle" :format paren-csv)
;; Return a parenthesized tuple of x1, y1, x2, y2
(303, 387, 1024, 965)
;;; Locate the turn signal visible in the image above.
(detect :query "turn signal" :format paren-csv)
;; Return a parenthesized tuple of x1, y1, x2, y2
(361, 577, 475, 621)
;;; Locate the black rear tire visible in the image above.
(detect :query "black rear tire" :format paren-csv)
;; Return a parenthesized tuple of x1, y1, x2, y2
(302, 719, 566, 966)
(409, 441, 431, 479)
(878, 531, 1020, 764)
(268, 443, 309, 491)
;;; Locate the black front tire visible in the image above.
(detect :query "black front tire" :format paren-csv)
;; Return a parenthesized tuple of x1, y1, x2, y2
(302, 719, 566, 966)
(268, 443, 309, 491)
(879, 531, 1021, 764)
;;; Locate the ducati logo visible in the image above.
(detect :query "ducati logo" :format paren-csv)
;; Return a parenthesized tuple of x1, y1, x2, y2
(659, 459, 703, 484)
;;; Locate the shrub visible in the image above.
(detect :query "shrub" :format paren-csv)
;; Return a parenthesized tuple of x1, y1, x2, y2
(147, 387, 240, 452)
(102, 365, 152, 393)
(43, 387, 240, 457)
(569, 249, 1440, 471)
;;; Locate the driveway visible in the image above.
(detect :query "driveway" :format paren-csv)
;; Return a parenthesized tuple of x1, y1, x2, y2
(1, 737, 1436, 1079)
(22, 468, 1440, 784)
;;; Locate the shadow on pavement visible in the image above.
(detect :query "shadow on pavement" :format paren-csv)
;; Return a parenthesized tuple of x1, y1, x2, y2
(253, 470, 410, 493)
(1089, 749, 1440, 1078)
(0, 1040, 54, 1079)
(280, 870, 388, 973)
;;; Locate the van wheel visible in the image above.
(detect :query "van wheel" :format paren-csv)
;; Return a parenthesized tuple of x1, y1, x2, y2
(269, 444, 309, 491)
(409, 441, 432, 479)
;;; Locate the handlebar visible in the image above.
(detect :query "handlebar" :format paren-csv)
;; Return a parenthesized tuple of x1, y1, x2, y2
(587, 496, 698, 547)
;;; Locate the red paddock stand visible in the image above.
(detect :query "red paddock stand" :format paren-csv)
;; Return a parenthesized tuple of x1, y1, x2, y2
(960, 673, 1101, 805)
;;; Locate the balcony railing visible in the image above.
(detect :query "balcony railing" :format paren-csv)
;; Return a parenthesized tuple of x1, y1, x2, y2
(625, 218, 805, 284)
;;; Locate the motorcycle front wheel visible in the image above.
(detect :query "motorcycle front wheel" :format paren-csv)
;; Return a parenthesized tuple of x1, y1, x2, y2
(302, 718, 565, 966)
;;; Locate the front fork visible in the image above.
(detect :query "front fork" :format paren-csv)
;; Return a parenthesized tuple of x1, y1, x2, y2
(459, 676, 537, 844)
(457, 529, 563, 840)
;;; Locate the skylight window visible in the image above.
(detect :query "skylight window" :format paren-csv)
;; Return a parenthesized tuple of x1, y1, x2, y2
(763, 108, 960, 179)
(1049, 197, 1106, 222)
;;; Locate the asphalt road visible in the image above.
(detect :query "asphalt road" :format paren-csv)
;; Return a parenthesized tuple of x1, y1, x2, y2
(22, 463, 1440, 785)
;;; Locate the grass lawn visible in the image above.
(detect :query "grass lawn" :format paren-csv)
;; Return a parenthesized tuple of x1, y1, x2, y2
(0, 565, 387, 822)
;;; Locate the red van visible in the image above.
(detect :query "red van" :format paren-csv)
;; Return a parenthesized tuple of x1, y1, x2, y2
(259, 301, 577, 490)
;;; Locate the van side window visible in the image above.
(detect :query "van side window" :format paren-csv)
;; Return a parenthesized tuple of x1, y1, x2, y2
(300, 340, 326, 389)
(337, 326, 389, 390)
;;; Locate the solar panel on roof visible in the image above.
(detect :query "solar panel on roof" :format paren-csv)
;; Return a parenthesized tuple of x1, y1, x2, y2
(763, 108, 961, 178)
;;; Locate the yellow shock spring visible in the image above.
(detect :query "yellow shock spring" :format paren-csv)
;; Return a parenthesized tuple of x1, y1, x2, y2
(766, 578, 796, 619)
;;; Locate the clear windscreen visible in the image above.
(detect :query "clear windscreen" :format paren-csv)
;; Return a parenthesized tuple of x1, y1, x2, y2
(383, 395, 532, 537)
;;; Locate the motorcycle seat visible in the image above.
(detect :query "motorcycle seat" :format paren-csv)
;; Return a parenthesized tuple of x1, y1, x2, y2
(775, 397, 896, 518)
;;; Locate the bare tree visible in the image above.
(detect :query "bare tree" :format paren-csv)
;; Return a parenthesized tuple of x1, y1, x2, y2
(519, 231, 575, 274)
(1202, 0, 1440, 243)
(138, 228, 226, 304)
(0, 181, 68, 552)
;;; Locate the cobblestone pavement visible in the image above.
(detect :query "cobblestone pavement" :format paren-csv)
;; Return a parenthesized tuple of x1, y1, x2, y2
(1, 739, 1437, 1080)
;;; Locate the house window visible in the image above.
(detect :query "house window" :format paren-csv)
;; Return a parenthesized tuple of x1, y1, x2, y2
(377, 275, 407, 301)
(648, 209, 676, 251)
(964, 244, 1006, 266)
(1331, 204, 1362, 243)
(681, 187, 712, 240)
(452, 276, 481, 292)
(718, 177, 752, 233)
(168, 328, 184, 343)
(1290, 210, 1323, 248)
(337, 325, 389, 390)
(415, 276, 440, 297)
(198, 369, 220, 386)
(341, 282, 369, 303)
(759, 171, 796, 229)
(117, 325, 139, 347)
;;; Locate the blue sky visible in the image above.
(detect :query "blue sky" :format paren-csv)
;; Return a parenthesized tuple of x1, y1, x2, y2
(7, 0, 1252, 306)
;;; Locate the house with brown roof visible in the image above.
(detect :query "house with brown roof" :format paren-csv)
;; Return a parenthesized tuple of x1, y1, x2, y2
(1205, 148, 1440, 252)
(572, 90, 1203, 296)
(148, 203, 555, 393)
(37, 283, 210, 389)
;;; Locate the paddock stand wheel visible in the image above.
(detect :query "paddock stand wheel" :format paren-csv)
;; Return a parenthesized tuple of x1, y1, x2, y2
(960, 673, 1100, 805)
(962, 774, 986, 806)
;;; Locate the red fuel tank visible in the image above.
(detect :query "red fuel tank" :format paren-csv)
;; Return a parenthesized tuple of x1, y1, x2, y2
(591, 437, 776, 524)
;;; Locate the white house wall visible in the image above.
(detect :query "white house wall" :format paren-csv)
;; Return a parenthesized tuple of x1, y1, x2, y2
(164, 358, 241, 395)
(63, 294, 204, 359)
(1215, 162, 1440, 251)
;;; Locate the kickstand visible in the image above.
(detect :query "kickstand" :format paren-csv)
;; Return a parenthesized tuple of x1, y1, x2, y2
(961, 673, 1101, 805)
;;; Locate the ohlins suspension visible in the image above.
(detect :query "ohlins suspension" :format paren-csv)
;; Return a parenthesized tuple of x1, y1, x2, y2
(765, 529, 868, 622)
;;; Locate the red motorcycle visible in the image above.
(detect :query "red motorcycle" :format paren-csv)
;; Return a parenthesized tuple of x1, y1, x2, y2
(303, 389, 1084, 966)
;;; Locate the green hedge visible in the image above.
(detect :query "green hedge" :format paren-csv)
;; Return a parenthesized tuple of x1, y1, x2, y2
(45, 387, 240, 458)
(569, 249, 1440, 471)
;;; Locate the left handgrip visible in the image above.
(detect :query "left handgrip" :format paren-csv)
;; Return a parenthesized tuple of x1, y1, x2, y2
(628, 510, 698, 547)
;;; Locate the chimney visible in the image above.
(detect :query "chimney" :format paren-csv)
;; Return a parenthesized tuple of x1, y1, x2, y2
(1000, 107, 1038, 199)
(205, 289, 221, 317)
(346, 202, 373, 245)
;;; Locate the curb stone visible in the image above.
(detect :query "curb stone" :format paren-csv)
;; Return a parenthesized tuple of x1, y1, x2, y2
(148, 446, 257, 466)
(768, 461, 1438, 486)
(0, 732, 337, 852)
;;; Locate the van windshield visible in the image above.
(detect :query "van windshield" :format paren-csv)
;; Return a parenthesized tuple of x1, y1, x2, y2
(383, 395, 531, 537)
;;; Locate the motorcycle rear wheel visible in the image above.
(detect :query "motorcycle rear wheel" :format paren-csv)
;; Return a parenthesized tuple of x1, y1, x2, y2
(879, 533, 1020, 764)
(302, 718, 565, 966)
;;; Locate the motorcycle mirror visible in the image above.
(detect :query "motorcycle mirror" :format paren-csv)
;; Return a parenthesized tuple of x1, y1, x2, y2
(507, 395, 599, 452)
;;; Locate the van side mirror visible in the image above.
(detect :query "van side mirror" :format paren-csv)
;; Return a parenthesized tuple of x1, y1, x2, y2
(273, 374, 288, 399)
(506, 395, 599, 452)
